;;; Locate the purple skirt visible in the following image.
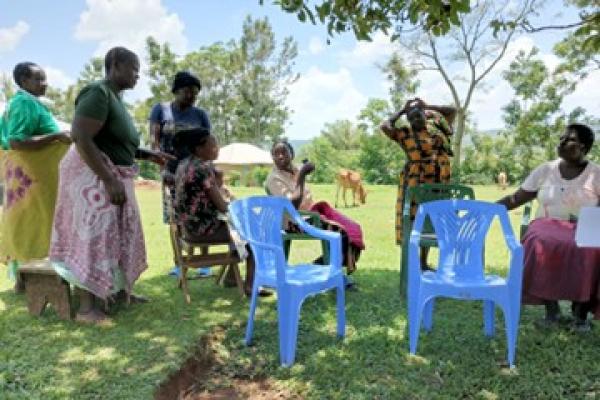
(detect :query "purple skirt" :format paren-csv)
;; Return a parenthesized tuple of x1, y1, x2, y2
(522, 218, 600, 319)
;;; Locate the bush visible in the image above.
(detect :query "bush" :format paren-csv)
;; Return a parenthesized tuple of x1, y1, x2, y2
(138, 160, 160, 181)
(228, 170, 241, 186)
(250, 166, 270, 187)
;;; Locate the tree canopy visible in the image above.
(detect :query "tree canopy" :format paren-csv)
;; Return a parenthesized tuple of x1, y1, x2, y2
(262, 0, 472, 40)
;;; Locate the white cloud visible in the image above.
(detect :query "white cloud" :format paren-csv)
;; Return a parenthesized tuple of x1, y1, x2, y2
(285, 67, 368, 139)
(308, 36, 325, 55)
(339, 32, 395, 67)
(0, 21, 30, 53)
(44, 66, 75, 90)
(75, 0, 187, 57)
(563, 69, 600, 117)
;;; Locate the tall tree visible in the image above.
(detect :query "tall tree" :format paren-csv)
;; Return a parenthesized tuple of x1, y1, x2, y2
(398, 0, 538, 170)
(233, 16, 298, 143)
(144, 16, 297, 145)
(380, 53, 420, 111)
(262, 0, 472, 40)
(501, 47, 579, 179)
(46, 57, 104, 122)
(0, 73, 15, 103)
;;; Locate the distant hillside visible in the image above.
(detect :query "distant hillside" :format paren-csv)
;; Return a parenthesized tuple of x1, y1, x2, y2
(289, 139, 310, 154)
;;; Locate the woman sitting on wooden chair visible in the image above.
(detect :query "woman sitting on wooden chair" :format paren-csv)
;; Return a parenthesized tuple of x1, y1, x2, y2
(265, 139, 365, 285)
(172, 127, 267, 297)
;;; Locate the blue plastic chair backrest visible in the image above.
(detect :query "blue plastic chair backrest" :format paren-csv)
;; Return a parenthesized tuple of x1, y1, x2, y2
(412, 199, 510, 281)
(229, 196, 298, 282)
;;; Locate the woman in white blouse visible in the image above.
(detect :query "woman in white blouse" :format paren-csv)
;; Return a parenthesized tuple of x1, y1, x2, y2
(498, 123, 600, 332)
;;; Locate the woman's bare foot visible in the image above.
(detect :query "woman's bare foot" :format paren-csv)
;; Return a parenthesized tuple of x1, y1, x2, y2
(75, 308, 111, 324)
(111, 290, 149, 305)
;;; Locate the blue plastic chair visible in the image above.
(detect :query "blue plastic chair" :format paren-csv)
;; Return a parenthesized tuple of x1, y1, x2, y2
(407, 200, 524, 368)
(229, 196, 345, 367)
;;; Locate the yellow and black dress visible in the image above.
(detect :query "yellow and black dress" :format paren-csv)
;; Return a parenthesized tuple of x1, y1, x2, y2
(383, 111, 453, 244)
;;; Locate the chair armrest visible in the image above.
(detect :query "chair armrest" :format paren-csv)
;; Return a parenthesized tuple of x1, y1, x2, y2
(520, 202, 532, 240)
(290, 211, 342, 269)
(299, 210, 322, 228)
(507, 244, 524, 288)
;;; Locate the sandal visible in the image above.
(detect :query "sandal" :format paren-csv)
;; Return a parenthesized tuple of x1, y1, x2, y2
(570, 320, 592, 333)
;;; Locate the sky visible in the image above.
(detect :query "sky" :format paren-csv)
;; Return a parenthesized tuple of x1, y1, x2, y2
(0, 0, 598, 140)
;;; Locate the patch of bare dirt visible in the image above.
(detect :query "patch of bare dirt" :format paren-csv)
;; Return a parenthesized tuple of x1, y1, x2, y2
(155, 327, 301, 400)
(135, 178, 161, 190)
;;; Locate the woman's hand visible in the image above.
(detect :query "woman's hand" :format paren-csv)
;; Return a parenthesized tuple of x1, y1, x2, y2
(139, 149, 176, 166)
(104, 176, 127, 206)
(413, 98, 427, 109)
(299, 161, 315, 176)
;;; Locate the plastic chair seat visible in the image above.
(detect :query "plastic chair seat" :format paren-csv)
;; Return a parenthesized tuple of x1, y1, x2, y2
(256, 264, 343, 287)
(421, 271, 507, 289)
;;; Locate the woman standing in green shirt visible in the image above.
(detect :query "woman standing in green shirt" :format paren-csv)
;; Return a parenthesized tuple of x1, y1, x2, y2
(0, 62, 71, 292)
(49, 47, 173, 323)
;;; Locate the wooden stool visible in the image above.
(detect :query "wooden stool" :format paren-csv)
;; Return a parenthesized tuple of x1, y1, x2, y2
(19, 260, 72, 320)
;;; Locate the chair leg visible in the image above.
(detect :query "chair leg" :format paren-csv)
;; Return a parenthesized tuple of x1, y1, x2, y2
(321, 240, 330, 265)
(279, 296, 301, 367)
(400, 243, 408, 296)
(422, 298, 435, 332)
(336, 282, 346, 338)
(408, 296, 425, 355)
(245, 283, 260, 345)
(284, 240, 291, 261)
(231, 264, 245, 297)
(483, 300, 495, 337)
(215, 264, 226, 284)
(502, 299, 521, 368)
(180, 266, 191, 304)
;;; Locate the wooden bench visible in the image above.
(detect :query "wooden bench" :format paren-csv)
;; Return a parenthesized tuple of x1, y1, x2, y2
(18, 260, 72, 320)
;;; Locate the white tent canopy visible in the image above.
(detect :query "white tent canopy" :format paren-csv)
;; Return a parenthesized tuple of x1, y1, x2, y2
(214, 142, 273, 166)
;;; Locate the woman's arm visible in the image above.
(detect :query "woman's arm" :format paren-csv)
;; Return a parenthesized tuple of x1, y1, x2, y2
(149, 122, 161, 151)
(289, 162, 314, 208)
(497, 188, 537, 211)
(415, 98, 457, 126)
(135, 148, 175, 165)
(9, 132, 71, 151)
(71, 115, 127, 206)
(206, 185, 229, 213)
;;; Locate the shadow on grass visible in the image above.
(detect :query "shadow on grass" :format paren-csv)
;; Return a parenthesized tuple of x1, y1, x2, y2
(212, 267, 600, 399)
(2, 266, 600, 399)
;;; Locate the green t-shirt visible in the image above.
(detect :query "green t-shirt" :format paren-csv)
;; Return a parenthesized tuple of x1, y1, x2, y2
(1, 90, 60, 150)
(74, 80, 140, 166)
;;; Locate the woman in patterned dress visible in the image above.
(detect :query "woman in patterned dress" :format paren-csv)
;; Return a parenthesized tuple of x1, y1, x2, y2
(380, 98, 456, 269)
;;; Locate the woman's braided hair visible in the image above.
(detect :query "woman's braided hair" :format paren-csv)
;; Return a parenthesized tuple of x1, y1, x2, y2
(271, 138, 295, 159)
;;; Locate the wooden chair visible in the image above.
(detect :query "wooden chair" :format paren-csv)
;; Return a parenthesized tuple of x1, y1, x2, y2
(264, 185, 330, 263)
(400, 183, 476, 295)
(19, 259, 72, 320)
(169, 217, 245, 304)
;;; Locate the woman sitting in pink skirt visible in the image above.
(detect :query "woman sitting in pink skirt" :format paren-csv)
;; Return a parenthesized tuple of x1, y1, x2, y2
(498, 123, 600, 332)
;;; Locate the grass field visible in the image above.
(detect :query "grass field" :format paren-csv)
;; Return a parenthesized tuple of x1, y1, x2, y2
(1, 184, 599, 399)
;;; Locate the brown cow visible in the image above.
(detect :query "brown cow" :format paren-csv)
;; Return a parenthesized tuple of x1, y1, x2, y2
(497, 171, 508, 190)
(335, 168, 367, 207)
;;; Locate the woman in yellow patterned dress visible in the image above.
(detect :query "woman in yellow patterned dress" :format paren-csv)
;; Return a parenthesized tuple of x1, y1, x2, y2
(380, 98, 456, 269)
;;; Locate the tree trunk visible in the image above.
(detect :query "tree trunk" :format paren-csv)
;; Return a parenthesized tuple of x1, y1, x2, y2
(452, 108, 467, 174)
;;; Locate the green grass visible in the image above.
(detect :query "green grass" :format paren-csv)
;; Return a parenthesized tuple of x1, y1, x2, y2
(1, 185, 599, 399)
